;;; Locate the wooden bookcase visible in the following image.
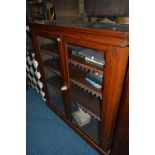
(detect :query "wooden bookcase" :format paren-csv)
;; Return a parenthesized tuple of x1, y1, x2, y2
(29, 20, 129, 155)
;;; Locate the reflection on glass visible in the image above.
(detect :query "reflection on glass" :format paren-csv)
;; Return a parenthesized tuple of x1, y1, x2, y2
(37, 36, 65, 115)
(67, 44, 105, 143)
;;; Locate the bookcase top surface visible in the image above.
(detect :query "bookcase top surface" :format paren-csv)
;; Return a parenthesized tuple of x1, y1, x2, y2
(29, 19, 128, 33)
(29, 19, 129, 47)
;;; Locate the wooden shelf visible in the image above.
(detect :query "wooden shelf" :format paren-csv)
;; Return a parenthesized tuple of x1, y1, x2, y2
(69, 65, 102, 99)
(44, 58, 61, 76)
(68, 56, 103, 75)
(40, 43, 58, 57)
(71, 84, 101, 120)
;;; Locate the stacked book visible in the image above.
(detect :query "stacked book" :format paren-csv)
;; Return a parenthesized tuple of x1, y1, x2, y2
(85, 72, 103, 89)
(78, 48, 105, 66)
(71, 46, 105, 67)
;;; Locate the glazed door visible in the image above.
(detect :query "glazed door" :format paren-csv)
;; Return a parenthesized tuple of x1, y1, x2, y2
(32, 33, 67, 117)
(62, 36, 129, 152)
(62, 37, 106, 145)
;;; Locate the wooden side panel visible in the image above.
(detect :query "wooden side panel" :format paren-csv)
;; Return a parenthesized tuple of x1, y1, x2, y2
(101, 46, 129, 152)
(111, 67, 129, 155)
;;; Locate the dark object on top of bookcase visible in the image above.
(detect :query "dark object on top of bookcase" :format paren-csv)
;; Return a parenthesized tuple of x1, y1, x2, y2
(84, 0, 129, 17)
(53, 0, 80, 20)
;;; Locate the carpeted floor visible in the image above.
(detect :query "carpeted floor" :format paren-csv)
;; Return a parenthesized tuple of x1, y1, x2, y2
(26, 87, 98, 155)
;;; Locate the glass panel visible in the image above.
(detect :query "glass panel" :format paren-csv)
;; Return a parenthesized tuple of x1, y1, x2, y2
(67, 44, 105, 143)
(37, 36, 65, 115)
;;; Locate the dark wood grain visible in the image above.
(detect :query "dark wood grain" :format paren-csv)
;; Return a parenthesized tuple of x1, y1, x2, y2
(101, 46, 129, 151)
(29, 21, 129, 155)
(111, 66, 129, 155)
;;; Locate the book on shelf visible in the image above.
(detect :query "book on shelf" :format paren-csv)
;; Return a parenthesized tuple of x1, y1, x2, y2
(78, 49, 104, 61)
(72, 107, 91, 127)
(85, 72, 103, 89)
(85, 57, 104, 66)
(85, 78, 102, 89)
(71, 47, 105, 66)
